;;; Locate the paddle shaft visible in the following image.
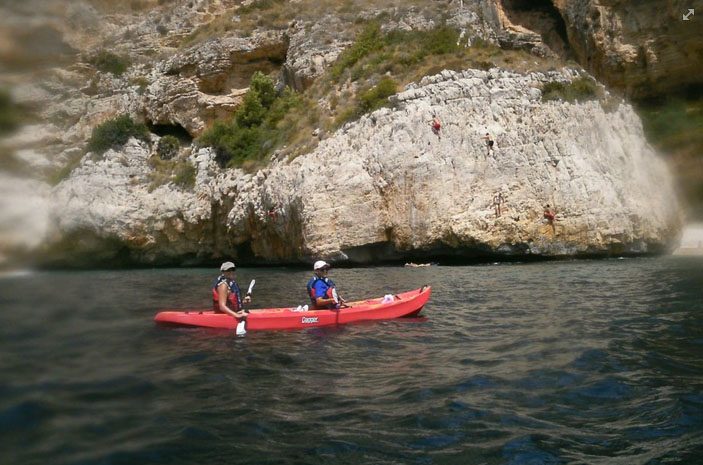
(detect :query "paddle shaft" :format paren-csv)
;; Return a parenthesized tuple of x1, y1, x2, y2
(242, 279, 255, 314)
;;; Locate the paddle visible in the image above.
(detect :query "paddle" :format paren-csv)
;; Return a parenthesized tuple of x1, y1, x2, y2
(332, 288, 349, 309)
(246, 279, 256, 303)
(235, 279, 256, 336)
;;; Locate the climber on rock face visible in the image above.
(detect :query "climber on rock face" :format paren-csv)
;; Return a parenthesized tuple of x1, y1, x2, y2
(543, 204, 556, 224)
(429, 115, 441, 140)
(482, 132, 495, 156)
(543, 204, 557, 234)
(493, 192, 504, 217)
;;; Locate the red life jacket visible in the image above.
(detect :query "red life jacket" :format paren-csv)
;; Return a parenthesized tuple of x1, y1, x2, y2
(212, 276, 242, 312)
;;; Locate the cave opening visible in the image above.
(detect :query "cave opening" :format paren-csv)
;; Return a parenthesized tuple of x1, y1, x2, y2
(501, 0, 572, 59)
(147, 122, 194, 145)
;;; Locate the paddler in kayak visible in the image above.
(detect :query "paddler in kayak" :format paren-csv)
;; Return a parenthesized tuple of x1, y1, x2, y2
(213, 261, 251, 319)
(307, 260, 346, 309)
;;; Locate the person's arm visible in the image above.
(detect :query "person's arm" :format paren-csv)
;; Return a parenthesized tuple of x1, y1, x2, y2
(313, 281, 338, 307)
(316, 290, 346, 306)
(315, 296, 337, 307)
(218, 283, 247, 318)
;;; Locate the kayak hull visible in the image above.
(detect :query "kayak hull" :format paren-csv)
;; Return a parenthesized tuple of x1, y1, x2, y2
(154, 286, 431, 331)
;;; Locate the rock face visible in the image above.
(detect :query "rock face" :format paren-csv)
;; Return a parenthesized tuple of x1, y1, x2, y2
(145, 31, 288, 136)
(0, 0, 689, 267)
(46, 140, 215, 266)
(46, 69, 682, 266)
(509, 0, 703, 99)
(282, 17, 350, 91)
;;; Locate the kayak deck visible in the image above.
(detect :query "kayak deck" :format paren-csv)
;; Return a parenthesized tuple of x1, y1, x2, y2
(154, 286, 431, 331)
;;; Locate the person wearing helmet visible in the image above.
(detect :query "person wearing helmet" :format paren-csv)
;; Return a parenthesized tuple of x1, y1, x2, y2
(306, 260, 345, 310)
(213, 261, 251, 319)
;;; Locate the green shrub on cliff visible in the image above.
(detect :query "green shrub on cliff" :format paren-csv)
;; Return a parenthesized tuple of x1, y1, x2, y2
(236, 90, 267, 128)
(335, 77, 398, 127)
(148, 156, 196, 191)
(331, 23, 460, 84)
(156, 135, 180, 160)
(89, 50, 130, 76)
(198, 72, 302, 168)
(249, 70, 277, 109)
(330, 22, 384, 80)
(386, 26, 460, 60)
(172, 160, 196, 189)
(323, 22, 465, 129)
(542, 77, 599, 103)
(87, 115, 151, 155)
(359, 77, 397, 113)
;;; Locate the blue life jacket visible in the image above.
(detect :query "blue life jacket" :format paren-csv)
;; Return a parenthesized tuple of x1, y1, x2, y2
(306, 276, 336, 309)
(212, 275, 242, 312)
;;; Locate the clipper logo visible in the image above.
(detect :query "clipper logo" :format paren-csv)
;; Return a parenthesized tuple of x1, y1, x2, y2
(301, 316, 319, 324)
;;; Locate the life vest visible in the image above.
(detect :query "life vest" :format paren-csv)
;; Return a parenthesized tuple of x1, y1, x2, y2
(212, 275, 242, 312)
(306, 276, 336, 309)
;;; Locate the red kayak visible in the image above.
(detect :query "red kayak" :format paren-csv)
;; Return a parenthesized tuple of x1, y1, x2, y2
(154, 286, 431, 331)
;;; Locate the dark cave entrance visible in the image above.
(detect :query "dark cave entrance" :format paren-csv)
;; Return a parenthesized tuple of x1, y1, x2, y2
(147, 122, 194, 145)
(501, 0, 572, 58)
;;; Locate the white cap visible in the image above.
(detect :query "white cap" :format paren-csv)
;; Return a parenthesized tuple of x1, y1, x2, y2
(220, 261, 236, 271)
(313, 260, 330, 270)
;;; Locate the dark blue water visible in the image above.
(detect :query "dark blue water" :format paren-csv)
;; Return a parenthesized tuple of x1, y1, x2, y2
(1, 257, 702, 464)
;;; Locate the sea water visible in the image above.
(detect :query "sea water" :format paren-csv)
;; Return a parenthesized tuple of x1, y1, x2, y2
(1, 257, 702, 464)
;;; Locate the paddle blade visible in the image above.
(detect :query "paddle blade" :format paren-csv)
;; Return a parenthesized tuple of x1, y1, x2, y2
(332, 288, 339, 304)
(236, 320, 247, 336)
(247, 279, 256, 295)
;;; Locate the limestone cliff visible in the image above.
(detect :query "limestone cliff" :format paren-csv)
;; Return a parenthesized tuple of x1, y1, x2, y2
(557, 0, 703, 98)
(47, 69, 681, 266)
(0, 0, 687, 267)
(495, 0, 703, 99)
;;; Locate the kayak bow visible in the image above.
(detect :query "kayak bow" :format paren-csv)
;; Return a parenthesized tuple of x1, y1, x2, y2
(154, 286, 431, 331)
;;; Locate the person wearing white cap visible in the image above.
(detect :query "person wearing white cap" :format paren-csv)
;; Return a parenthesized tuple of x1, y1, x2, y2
(306, 260, 345, 309)
(212, 261, 251, 319)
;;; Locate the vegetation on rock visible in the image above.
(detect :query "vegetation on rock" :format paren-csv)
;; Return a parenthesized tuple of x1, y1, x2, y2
(49, 151, 85, 186)
(276, 20, 563, 159)
(156, 135, 180, 160)
(148, 156, 196, 191)
(89, 50, 131, 76)
(198, 72, 302, 168)
(329, 22, 461, 84)
(541, 77, 599, 103)
(335, 76, 398, 127)
(87, 115, 151, 156)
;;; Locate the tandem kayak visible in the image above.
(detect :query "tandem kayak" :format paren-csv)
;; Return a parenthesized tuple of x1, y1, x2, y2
(154, 286, 431, 331)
